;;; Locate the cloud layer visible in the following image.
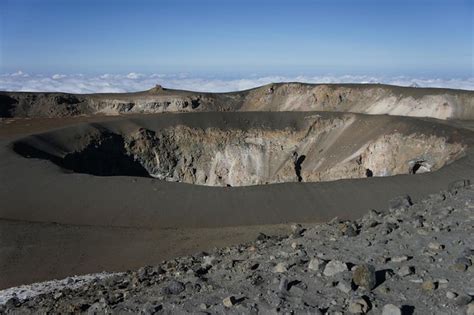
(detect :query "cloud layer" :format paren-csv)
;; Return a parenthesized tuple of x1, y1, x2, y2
(1, 71, 472, 93)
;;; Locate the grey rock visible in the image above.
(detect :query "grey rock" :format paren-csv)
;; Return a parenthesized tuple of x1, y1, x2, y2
(446, 291, 458, 299)
(336, 281, 352, 294)
(87, 302, 106, 315)
(467, 303, 474, 315)
(163, 280, 185, 295)
(273, 262, 288, 273)
(397, 265, 415, 277)
(421, 280, 437, 291)
(454, 294, 473, 306)
(140, 302, 162, 315)
(338, 222, 358, 237)
(308, 257, 325, 271)
(391, 256, 409, 263)
(389, 195, 412, 211)
(352, 264, 377, 290)
(456, 256, 472, 266)
(348, 297, 369, 314)
(382, 304, 402, 315)
(323, 260, 348, 277)
(448, 179, 471, 193)
(223, 296, 238, 307)
(428, 242, 444, 251)
(278, 277, 289, 292)
(290, 223, 304, 237)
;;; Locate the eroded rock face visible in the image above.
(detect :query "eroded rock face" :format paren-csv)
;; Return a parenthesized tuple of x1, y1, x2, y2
(13, 114, 466, 186)
(123, 126, 464, 186)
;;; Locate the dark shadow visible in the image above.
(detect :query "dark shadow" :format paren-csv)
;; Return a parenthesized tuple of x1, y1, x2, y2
(374, 269, 393, 288)
(366, 168, 373, 177)
(410, 161, 427, 174)
(401, 305, 415, 315)
(287, 280, 301, 290)
(54, 94, 81, 105)
(346, 262, 356, 270)
(191, 98, 201, 109)
(294, 154, 306, 182)
(13, 134, 151, 177)
(0, 94, 18, 118)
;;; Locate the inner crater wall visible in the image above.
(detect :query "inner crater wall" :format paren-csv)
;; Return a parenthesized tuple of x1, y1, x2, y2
(13, 114, 467, 187)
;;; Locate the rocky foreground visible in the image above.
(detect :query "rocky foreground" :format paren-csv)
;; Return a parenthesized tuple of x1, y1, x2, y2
(1, 181, 473, 314)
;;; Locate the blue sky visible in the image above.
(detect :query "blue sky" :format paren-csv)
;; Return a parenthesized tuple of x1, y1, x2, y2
(0, 0, 472, 78)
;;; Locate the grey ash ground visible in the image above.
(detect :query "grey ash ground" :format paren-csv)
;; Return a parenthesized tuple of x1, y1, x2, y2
(2, 182, 473, 314)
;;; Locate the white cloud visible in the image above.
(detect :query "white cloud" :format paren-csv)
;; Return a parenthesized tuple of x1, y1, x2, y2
(0, 72, 472, 93)
(126, 72, 142, 79)
(52, 74, 67, 80)
(8, 70, 29, 77)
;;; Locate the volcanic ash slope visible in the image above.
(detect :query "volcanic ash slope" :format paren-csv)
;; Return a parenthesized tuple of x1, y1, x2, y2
(1, 183, 473, 314)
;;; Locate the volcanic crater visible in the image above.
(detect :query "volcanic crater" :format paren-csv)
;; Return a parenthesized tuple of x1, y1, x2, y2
(12, 112, 466, 187)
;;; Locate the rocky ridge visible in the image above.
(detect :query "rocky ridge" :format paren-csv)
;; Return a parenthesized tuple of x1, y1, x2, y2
(1, 182, 473, 314)
(1, 83, 473, 120)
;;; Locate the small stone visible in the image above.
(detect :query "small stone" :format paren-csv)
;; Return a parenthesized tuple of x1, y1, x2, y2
(397, 265, 414, 277)
(452, 262, 468, 272)
(163, 281, 185, 295)
(290, 223, 304, 236)
(199, 303, 208, 310)
(140, 302, 162, 314)
(391, 256, 409, 263)
(273, 262, 288, 273)
(348, 298, 369, 314)
(336, 281, 352, 293)
(278, 277, 289, 292)
(454, 295, 473, 306)
(389, 195, 412, 211)
(352, 264, 377, 290)
(456, 256, 472, 266)
(202, 255, 216, 267)
(382, 304, 402, 315)
(87, 302, 105, 314)
(412, 215, 424, 228)
(289, 285, 305, 296)
(223, 296, 237, 307)
(308, 257, 324, 271)
(323, 260, 348, 277)
(256, 232, 269, 241)
(376, 286, 390, 294)
(428, 242, 444, 251)
(461, 248, 474, 258)
(437, 278, 449, 288)
(467, 303, 474, 315)
(338, 222, 358, 237)
(348, 302, 364, 314)
(5, 297, 21, 308)
(448, 179, 470, 193)
(421, 280, 437, 291)
(446, 291, 458, 299)
(53, 292, 63, 300)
